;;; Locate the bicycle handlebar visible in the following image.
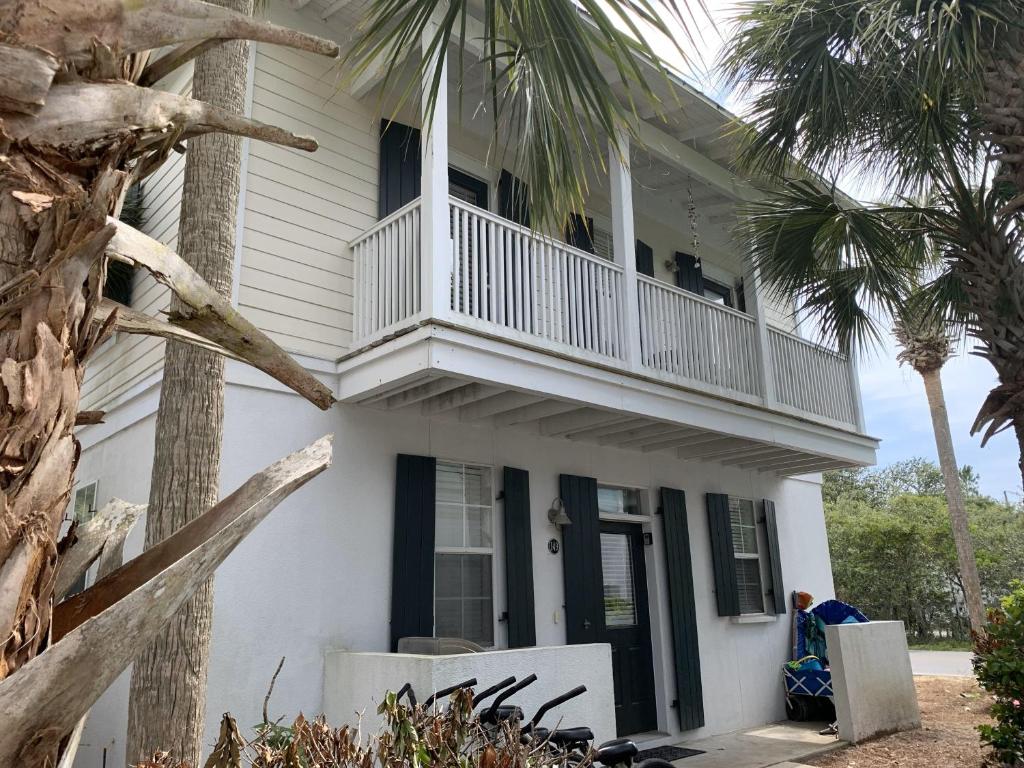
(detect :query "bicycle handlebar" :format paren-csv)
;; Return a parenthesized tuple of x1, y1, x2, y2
(528, 685, 588, 728)
(473, 676, 517, 708)
(397, 682, 417, 707)
(424, 677, 478, 708)
(487, 673, 538, 720)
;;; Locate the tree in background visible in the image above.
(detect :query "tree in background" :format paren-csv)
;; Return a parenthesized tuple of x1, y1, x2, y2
(893, 310, 984, 632)
(723, 1, 1024, 488)
(125, 0, 254, 763)
(824, 460, 1024, 642)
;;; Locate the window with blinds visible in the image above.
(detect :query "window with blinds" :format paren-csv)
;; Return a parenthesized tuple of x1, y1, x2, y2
(435, 462, 495, 645)
(729, 497, 766, 614)
(601, 532, 638, 627)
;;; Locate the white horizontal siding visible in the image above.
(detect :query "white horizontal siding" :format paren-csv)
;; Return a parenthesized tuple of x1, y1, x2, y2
(237, 43, 378, 359)
(81, 126, 186, 411)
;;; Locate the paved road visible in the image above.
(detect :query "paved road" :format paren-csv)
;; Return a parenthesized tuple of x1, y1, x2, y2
(909, 650, 974, 677)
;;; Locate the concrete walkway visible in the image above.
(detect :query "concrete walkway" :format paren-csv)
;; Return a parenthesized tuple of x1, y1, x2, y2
(909, 650, 974, 677)
(671, 721, 844, 768)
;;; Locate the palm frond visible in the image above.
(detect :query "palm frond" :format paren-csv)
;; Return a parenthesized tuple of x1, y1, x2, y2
(344, 0, 707, 227)
(737, 178, 929, 353)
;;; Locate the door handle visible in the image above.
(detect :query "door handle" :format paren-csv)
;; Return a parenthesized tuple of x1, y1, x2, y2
(583, 619, 591, 630)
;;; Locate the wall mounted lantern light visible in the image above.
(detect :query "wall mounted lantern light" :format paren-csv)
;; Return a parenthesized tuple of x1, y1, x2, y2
(547, 497, 571, 527)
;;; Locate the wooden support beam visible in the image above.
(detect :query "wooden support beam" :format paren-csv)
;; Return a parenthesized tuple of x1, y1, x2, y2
(421, 383, 502, 415)
(615, 426, 703, 449)
(776, 460, 851, 476)
(641, 430, 723, 453)
(716, 446, 795, 465)
(493, 399, 580, 427)
(382, 378, 464, 409)
(566, 417, 650, 442)
(674, 437, 749, 460)
(459, 391, 543, 421)
(596, 422, 678, 446)
(540, 409, 630, 437)
(738, 453, 817, 471)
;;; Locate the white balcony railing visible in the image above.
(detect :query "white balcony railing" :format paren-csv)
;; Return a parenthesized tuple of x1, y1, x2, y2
(351, 199, 422, 344)
(768, 328, 859, 426)
(449, 198, 626, 361)
(637, 275, 761, 398)
(349, 196, 862, 431)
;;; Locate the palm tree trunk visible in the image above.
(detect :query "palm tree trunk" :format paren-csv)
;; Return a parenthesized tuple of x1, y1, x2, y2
(126, 4, 253, 763)
(0, 162, 123, 680)
(919, 367, 986, 634)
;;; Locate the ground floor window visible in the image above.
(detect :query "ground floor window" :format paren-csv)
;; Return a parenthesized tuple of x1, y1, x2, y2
(434, 461, 494, 645)
(729, 497, 767, 614)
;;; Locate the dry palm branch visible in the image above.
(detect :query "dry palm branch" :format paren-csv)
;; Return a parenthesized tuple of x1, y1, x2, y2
(0, 1, 341, 764)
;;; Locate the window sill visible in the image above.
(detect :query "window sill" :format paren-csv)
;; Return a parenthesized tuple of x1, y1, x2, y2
(730, 614, 777, 625)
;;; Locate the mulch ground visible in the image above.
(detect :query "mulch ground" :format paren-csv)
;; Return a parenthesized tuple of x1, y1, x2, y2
(808, 676, 992, 768)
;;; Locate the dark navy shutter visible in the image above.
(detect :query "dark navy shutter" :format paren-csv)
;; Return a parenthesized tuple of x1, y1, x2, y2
(675, 252, 704, 295)
(706, 493, 740, 617)
(104, 261, 134, 306)
(390, 453, 436, 651)
(762, 499, 786, 614)
(635, 240, 655, 277)
(503, 467, 536, 647)
(560, 474, 603, 644)
(736, 278, 747, 313)
(661, 488, 705, 730)
(378, 120, 421, 219)
(498, 170, 530, 226)
(565, 214, 595, 253)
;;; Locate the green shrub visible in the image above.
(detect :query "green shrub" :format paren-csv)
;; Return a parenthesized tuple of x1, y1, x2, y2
(974, 581, 1024, 767)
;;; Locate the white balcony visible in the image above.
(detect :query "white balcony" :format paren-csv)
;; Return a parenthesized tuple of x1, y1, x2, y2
(351, 196, 861, 415)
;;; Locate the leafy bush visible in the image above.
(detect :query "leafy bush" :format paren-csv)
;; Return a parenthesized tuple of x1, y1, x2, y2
(137, 686, 586, 768)
(974, 581, 1024, 767)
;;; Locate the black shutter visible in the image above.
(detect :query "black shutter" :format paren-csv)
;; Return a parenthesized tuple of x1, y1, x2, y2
(498, 170, 530, 226)
(635, 239, 655, 277)
(390, 453, 436, 651)
(104, 260, 135, 306)
(762, 499, 786, 614)
(503, 467, 536, 647)
(675, 252, 704, 295)
(565, 214, 595, 254)
(735, 278, 747, 313)
(661, 488, 705, 731)
(706, 493, 740, 617)
(378, 120, 421, 219)
(560, 474, 603, 644)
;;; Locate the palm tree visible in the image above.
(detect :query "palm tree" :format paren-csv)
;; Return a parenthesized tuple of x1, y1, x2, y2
(892, 310, 985, 633)
(125, 0, 255, 763)
(721, 0, 1024, 489)
(0, 1, 700, 764)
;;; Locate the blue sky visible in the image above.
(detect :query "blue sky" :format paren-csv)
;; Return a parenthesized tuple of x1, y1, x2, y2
(661, 1, 1024, 500)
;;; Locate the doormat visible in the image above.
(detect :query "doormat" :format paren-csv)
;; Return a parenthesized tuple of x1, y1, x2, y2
(634, 746, 705, 761)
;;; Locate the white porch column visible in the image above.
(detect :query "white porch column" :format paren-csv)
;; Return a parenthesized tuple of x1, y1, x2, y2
(847, 352, 867, 431)
(745, 264, 777, 406)
(421, 11, 451, 321)
(609, 129, 642, 369)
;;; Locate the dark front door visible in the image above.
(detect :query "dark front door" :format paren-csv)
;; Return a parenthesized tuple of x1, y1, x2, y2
(599, 522, 658, 736)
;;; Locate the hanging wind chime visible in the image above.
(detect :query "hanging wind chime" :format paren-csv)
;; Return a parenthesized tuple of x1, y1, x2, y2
(687, 175, 701, 268)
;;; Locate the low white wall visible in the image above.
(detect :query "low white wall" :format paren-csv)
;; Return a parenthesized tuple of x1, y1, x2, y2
(825, 621, 920, 744)
(324, 645, 617, 745)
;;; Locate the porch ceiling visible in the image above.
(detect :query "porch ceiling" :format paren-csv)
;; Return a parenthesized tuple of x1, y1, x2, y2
(337, 326, 877, 476)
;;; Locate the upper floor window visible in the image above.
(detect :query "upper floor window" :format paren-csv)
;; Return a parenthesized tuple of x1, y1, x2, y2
(434, 461, 494, 645)
(598, 485, 644, 516)
(729, 497, 767, 614)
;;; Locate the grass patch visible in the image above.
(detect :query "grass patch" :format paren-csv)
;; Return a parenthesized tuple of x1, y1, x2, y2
(908, 639, 973, 652)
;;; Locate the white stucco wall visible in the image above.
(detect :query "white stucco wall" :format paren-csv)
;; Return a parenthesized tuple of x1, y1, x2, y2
(71, 377, 836, 767)
(325, 644, 617, 744)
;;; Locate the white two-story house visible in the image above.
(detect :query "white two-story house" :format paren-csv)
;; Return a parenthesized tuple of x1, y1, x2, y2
(72, 2, 878, 765)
